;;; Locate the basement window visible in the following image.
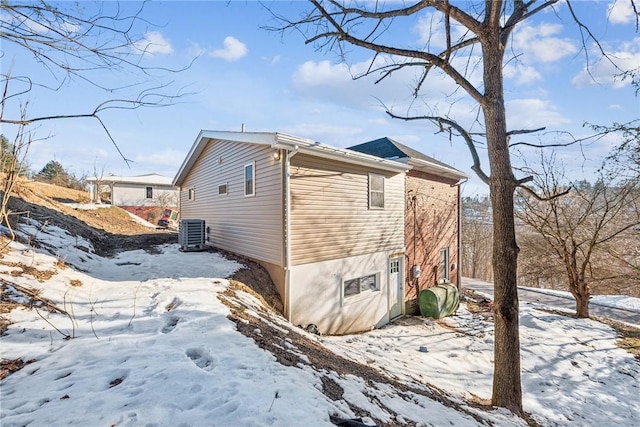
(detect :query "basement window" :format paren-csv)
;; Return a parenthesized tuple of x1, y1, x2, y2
(343, 273, 379, 298)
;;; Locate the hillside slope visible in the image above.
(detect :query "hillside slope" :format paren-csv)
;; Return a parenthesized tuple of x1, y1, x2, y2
(4, 180, 177, 256)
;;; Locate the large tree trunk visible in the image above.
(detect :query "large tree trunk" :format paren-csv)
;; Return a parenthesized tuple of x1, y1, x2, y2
(482, 8, 523, 415)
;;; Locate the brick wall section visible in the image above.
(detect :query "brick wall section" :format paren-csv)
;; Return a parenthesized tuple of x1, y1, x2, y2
(405, 170, 460, 313)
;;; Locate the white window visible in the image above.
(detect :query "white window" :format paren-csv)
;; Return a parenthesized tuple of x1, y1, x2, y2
(369, 173, 384, 209)
(343, 274, 379, 298)
(244, 162, 255, 197)
(145, 186, 153, 199)
(218, 183, 228, 195)
(439, 247, 450, 283)
(188, 187, 195, 201)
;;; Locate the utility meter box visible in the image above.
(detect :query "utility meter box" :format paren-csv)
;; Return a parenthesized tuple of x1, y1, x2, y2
(412, 265, 421, 280)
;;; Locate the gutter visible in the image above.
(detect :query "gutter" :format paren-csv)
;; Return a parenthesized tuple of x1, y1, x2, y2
(408, 158, 467, 181)
(284, 145, 299, 322)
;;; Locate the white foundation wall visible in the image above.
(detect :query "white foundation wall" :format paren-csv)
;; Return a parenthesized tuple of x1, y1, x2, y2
(289, 250, 401, 335)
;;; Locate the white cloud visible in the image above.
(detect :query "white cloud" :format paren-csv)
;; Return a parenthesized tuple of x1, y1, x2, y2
(503, 63, 543, 85)
(209, 36, 248, 62)
(510, 23, 578, 63)
(413, 13, 572, 87)
(265, 55, 281, 65)
(572, 37, 640, 88)
(292, 56, 465, 114)
(506, 98, 570, 129)
(294, 60, 353, 87)
(608, 0, 637, 24)
(292, 59, 387, 110)
(133, 31, 174, 56)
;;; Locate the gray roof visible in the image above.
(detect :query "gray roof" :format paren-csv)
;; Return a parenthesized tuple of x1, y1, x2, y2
(348, 137, 466, 180)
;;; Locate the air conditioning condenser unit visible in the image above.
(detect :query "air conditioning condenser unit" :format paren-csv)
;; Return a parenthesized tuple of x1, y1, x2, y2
(179, 219, 206, 252)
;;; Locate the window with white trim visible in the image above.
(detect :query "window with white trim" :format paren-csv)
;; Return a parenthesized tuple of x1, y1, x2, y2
(244, 162, 255, 196)
(188, 187, 195, 201)
(145, 186, 153, 199)
(343, 273, 379, 298)
(218, 183, 228, 195)
(439, 247, 450, 283)
(369, 173, 384, 209)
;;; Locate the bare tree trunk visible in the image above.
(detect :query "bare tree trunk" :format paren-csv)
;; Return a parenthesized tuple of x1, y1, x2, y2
(482, 14, 523, 414)
(574, 281, 591, 318)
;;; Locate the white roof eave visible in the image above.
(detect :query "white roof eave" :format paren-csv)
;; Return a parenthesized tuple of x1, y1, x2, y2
(408, 158, 468, 181)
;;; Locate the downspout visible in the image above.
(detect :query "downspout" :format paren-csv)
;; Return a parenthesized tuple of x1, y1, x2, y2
(412, 195, 419, 301)
(451, 178, 468, 292)
(284, 146, 299, 322)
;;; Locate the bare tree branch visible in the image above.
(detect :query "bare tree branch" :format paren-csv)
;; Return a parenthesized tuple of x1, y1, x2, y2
(386, 109, 491, 184)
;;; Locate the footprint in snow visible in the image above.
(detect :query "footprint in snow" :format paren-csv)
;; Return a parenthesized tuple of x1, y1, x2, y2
(161, 315, 179, 334)
(186, 348, 215, 371)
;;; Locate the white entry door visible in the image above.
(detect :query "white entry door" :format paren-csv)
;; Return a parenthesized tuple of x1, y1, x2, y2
(389, 256, 403, 319)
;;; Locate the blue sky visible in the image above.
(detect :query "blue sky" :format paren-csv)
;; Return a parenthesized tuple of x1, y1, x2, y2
(2, 0, 639, 196)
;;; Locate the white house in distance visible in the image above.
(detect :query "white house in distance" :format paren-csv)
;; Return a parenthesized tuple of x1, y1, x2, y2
(86, 173, 178, 208)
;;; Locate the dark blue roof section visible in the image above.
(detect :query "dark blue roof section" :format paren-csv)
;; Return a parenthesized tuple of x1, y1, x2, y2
(348, 137, 462, 172)
(348, 137, 407, 160)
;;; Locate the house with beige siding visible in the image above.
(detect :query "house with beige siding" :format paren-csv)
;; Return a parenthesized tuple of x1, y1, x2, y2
(349, 138, 467, 314)
(174, 130, 409, 334)
(173, 130, 465, 334)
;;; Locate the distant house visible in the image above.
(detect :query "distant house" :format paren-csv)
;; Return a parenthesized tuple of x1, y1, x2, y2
(173, 130, 465, 334)
(86, 173, 179, 223)
(349, 138, 467, 313)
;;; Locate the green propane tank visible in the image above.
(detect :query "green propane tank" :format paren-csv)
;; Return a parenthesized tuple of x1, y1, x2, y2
(419, 283, 460, 319)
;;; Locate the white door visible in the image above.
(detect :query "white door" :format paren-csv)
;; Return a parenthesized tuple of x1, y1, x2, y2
(389, 256, 403, 319)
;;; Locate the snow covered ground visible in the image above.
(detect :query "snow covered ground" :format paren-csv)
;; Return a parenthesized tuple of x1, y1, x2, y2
(1, 220, 639, 426)
(518, 286, 640, 314)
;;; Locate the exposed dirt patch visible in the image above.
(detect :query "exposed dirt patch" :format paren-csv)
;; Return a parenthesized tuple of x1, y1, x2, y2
(598, 318, 640, 361)
(221, 251, 284, 315)
(0, 296, 16, 335)
(0, 261, 57, 282)
(461, 288, 494, 320)
(0, 358, 35, 380)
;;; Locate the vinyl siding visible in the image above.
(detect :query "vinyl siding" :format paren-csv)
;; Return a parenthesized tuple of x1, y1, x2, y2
(290, 154, 404, 265)
(179, 139, 284, 265)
